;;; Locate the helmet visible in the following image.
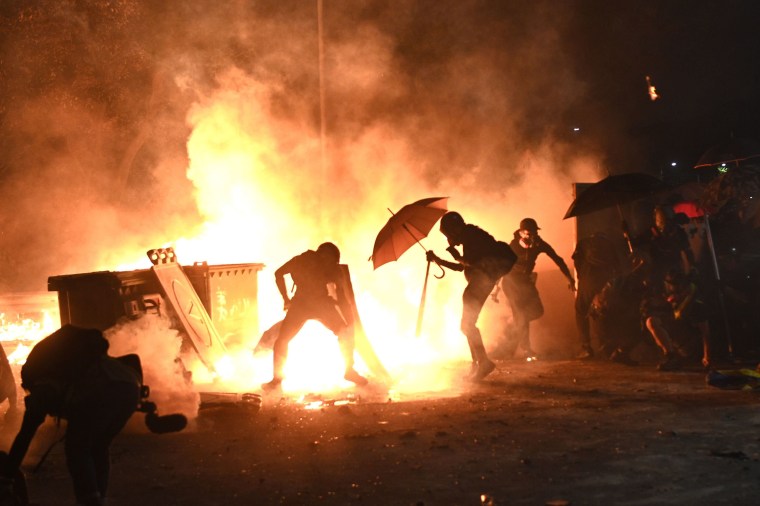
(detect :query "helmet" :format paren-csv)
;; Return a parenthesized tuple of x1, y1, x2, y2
(316, 242, 340, 263)
(519, 218, 540, 232)
(440, 212, 465, 234)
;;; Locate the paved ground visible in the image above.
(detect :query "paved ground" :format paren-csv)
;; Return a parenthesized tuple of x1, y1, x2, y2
(2, 357, 760, 506)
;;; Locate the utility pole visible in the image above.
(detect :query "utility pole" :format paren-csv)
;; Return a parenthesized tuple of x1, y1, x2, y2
(317, 0, 327, 206)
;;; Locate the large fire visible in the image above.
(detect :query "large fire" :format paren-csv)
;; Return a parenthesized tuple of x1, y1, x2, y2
(0, 70, 588, 406)
(0, 74, 476, 404)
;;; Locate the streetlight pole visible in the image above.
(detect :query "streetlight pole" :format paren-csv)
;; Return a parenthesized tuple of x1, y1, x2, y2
(317, 0, 327, 206)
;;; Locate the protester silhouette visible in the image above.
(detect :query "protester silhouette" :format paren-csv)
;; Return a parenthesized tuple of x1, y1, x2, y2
(261, 242, 368, 391)
(498, 218, 575, 361)
(0, 343, 18, 421)
(624, 205, 695, 288)
(426, 211, 516, 381)
(588, 253, 652, 365)
(643, 269, 712, 370)
(0, 325, 185, 506)
(572, 232, 621, 359)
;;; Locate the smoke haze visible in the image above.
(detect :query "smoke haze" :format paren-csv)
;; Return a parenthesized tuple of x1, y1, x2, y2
(0, 0, 609, 294)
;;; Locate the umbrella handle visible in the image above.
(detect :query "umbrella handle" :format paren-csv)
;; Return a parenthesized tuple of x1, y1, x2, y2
(433, 262, 445, 279)
(415, 259, 432, 337)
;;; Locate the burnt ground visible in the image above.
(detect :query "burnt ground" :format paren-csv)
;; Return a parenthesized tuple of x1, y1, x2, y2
(2, 357, 760, 506)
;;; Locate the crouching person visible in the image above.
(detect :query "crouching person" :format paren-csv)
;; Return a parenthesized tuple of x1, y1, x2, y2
(644, 270, 712, 371)
(1, 324, 185, 506)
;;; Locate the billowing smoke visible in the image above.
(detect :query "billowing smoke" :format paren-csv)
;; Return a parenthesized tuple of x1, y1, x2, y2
(1, 1, 609, 391)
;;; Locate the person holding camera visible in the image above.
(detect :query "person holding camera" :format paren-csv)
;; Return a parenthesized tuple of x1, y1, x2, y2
(1, 325, 185, 506)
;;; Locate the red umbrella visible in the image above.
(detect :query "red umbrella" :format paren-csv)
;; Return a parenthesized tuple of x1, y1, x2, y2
(371, 196, 448, 336)
(371, 196, 449, 269)
(670, 181, 706, 218)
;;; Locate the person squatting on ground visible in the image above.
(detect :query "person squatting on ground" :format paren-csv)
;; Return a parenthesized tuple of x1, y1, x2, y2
(262, 242, 368, 391)
(588, 253, 652, 365)
(1, 325, 142, 506)
(643, 269, 712, 371)
(499, 218, 575, 361)
(572, 232, 621, 359)
(426, 211, 516, 381)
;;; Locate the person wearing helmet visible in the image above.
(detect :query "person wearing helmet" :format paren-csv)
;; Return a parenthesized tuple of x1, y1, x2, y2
(262, 242, 368, 391)
(499, 218, 575, 361)
(427, 212, 517, 381)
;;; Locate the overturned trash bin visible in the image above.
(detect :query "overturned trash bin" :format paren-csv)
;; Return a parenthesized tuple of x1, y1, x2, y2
(48, 248, 265, 410)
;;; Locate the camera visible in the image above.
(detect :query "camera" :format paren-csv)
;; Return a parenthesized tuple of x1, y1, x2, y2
(136, 386, 187, 434)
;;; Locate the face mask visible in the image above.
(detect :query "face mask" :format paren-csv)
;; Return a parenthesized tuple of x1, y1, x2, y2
(519, 230, 534, 246)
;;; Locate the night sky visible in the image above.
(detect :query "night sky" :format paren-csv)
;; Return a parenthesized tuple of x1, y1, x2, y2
(1, 0, 759, 291)
(562, 0, 760, 176)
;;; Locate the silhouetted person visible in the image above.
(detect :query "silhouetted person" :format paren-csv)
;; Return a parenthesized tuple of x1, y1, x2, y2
(426, 211, 516, 380)
(1, 325, 142, 506)
(588, 253, 652, 365)
(572, 232, 621, 359)
(625, 205, 695, 288)
(500, 218, 575, 360)
(0, 342, 18, 420)
(644, 269, 711, 371)
(262, 242, 368, 391)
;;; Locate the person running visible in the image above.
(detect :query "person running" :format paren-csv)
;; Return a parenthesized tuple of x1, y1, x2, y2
(426, 211, 516, 381)
(500, 218, 575, 361)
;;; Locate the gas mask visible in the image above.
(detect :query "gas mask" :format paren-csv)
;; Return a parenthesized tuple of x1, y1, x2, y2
(519, 229, 535, 247)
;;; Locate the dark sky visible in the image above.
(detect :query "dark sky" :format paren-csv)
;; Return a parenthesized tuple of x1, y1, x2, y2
(562, 0, 760, 173)
(1, 0, 759, 291)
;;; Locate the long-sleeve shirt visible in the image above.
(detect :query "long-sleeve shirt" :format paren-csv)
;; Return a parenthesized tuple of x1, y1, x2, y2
(509, 231, 572, 280)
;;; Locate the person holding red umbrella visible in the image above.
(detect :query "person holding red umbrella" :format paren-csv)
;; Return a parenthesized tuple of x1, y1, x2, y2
(426, 212, 516, 381)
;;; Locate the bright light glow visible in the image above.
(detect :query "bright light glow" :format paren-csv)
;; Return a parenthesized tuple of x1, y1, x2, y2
(4, 70, 534, 404)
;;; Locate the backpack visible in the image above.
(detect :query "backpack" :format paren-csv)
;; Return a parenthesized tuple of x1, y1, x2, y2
(486, 240, 517, 279)
(288, 250, 337, 298)
(21, 324, 109, 390)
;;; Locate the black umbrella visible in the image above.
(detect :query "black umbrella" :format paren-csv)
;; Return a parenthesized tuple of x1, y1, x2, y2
(563, 173, 671, 219)
(694, 137, 760, 169)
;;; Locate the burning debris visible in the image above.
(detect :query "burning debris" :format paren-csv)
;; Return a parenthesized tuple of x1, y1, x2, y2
(646, 75, 660, 101)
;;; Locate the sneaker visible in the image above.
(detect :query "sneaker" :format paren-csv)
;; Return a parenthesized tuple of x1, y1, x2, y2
(344, 369, 369, 386)
(472, 359, 496, 381)
(261, 378, 282, 391)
